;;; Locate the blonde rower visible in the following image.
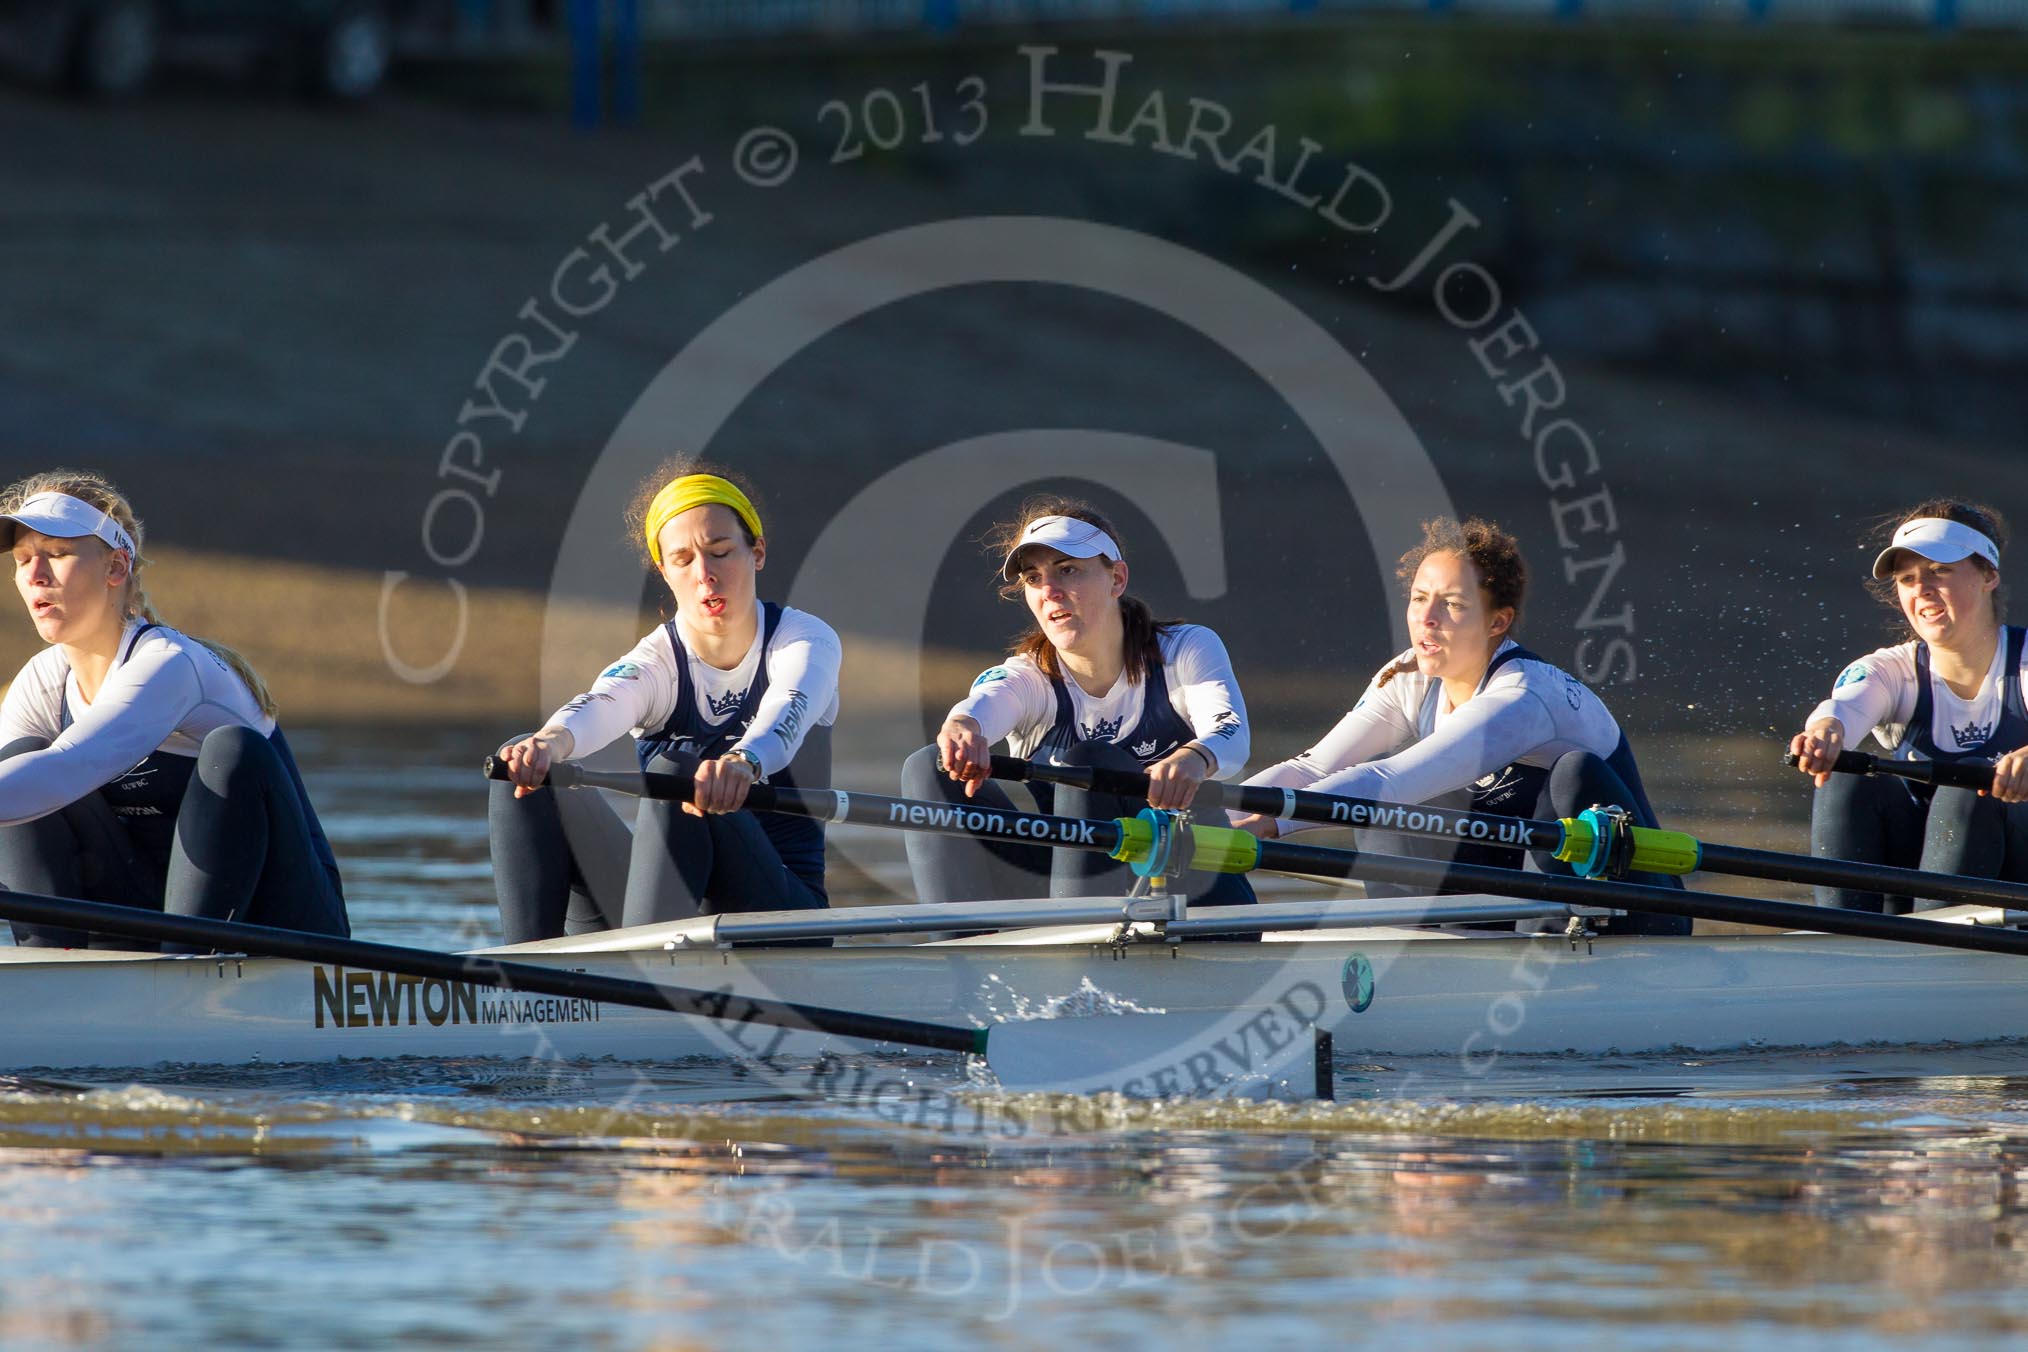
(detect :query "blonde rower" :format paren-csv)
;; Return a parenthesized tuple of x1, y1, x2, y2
(0, 471, 347, 950)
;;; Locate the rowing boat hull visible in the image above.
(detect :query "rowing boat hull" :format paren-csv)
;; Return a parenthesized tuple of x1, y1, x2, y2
(3, 928, 2025, 1073)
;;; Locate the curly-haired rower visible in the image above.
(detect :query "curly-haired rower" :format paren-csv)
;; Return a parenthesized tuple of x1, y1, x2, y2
(1231, 516, 1688, 936)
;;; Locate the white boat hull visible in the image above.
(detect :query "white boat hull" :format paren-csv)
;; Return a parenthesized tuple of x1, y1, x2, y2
(4, 926, 2026, 1073)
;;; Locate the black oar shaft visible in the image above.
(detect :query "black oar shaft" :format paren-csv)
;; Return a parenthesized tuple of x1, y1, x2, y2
(1696, 840, 2028, 911)
(1791, 748, 1998, 793)
(1008, 754, 2028, 912)
(1254, 838, 2028, 958)
(516, 760, 1127, 856)
(0, 890, 985, 1055)
(990, 755, 1567, 851)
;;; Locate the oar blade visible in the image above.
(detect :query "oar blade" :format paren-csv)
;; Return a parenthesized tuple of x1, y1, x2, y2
(983, 1011, 1333, 1103)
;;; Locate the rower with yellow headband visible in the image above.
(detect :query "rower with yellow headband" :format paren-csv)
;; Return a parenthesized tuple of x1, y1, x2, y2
(488, 459, 841, 941)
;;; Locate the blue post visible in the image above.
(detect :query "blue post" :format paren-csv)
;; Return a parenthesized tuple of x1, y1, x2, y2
(568, 0, 601, 129)
(1933, 0, 1958, 27)
(1288, 0, 1319, 12)
(611, 0, 640, 124)
(1556, 0, 1582, 16)
(1745, 0, 1770, 18)
(923, 0, 961, 30)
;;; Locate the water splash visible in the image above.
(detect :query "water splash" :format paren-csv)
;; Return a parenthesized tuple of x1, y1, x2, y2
(975, 973, 1167, 1024)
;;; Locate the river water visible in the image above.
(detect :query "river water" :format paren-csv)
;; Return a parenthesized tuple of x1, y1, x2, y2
(5, 726, 2028, 1348)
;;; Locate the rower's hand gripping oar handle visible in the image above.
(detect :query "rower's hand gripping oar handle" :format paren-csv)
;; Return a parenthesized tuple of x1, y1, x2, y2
(992, 755, 1702, 880)
(987, 754, 1230, 810)
(482, 755, 788, 811)
(1781, 748, 1998, 793)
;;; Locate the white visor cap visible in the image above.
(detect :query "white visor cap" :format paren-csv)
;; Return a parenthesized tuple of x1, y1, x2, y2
(1871, 516, 2000, 580)
(1001, 515, 1124, 579)
(1, 491, 136, 557)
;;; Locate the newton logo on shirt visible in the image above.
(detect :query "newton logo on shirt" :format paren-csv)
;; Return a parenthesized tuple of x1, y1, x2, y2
(601, 662, 644, 681)
(1835, 665, 1868, 690)
(971, 666, 1011, 689)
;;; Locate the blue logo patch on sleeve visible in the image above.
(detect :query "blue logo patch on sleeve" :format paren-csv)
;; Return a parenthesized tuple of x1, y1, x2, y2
(971, 666, 1012, 689)
(600, 662, 643, 681)
(1834, 664, 1868, 690)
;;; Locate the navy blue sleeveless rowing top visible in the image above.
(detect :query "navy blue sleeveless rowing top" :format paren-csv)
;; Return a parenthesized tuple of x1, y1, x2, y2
(1465, 644, 1665, 828)
(1896, 626, 2028, 771)
(636, 601, 831, 897)
(1034, 659, 1197, 768)
(61, 623, 344, 898)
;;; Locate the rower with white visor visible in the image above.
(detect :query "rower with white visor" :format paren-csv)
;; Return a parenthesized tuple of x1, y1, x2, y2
(1230, 515, 1688, 935)
(0, 472, 348, 950)
(904, 497, 1256, 909)
(1789, 500, 2028, 912)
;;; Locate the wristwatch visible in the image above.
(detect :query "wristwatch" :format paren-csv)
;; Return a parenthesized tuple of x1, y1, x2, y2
(725, 747, 764, 781)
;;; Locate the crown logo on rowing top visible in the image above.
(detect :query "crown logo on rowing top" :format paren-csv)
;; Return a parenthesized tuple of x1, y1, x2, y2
(1083, 716, 1124, 742)
(707, 687, 750, 718)
(1953, 719, 1993, 749)
(1132, 739, 1160, 759)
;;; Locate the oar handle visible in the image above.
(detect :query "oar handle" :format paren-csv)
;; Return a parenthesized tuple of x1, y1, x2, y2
(1782, 748, 1996, 792)
(987, 755, 1231, 809)
(485, 755, 786, 808)
(488, 756, 1154, 866)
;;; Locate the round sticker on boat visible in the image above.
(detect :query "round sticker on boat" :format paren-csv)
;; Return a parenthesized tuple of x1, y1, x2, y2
(1341, 954, 1376, 1014)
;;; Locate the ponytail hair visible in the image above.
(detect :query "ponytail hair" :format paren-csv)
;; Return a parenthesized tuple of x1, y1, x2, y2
(984, 494, 1174, 683)
(0, 469, 277, 717)
(1376, 516, 1530, 689)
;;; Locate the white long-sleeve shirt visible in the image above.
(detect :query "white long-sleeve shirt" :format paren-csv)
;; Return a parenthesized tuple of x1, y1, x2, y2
(1807, 636, 2028, 755)
(0, 619, 275, 828)
(946, 624, 1249, 777)
(1244, 641, 1624, 835)
(547, 603, 841, 777)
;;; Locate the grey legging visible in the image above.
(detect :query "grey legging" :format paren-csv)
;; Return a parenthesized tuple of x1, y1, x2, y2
(898, 738, 1258, 908)
(1811, 774, 2028, 914)
(0, 726, 349, 951)
(489, 741, 827, 945)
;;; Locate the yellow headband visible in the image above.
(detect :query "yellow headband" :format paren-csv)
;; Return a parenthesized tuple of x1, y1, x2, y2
(644, 475, 764, 563)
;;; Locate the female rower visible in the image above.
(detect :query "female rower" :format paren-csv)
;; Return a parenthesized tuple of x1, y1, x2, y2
(0, 471, 347, 949)
(903, 497, 1255, 907)
(1789, 500, 2028, 913)
(1230, 516, 1687, 935)
(489, 461, 840, 942)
